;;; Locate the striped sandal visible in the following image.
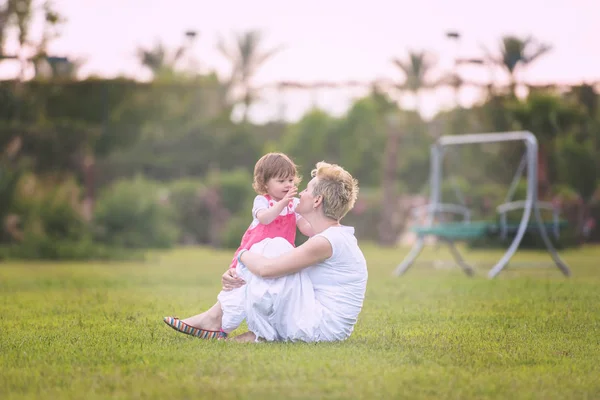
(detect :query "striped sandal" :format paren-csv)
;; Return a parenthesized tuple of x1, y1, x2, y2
(163, 316, 227, 340)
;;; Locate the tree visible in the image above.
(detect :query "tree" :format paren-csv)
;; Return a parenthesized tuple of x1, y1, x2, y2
(327, 89, 392, 186)
(0, 136, 25, 243)
(0, 1, 66, 80)
(137, 32, 198, 80)
(483, 35, 552, 96)
(217, 30, 283, 123)
(281, 108, 336, 179)
(391, 50, 437, 114)
(0, 2, 12, 58)
(568, 83, 598, 119)
(508, 91, 585, 198)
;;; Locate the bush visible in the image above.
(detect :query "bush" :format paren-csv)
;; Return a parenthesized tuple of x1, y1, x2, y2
(0, 235, 140, 261)
(0, 161, 26, 243)
(93, 176, 179, 249)
(201, 168, 256, 248)
(0, 174, 141, 261)
(11, 174, 89, 240)
(343, 188, 384, 243)
(205, 168, 255, 215)
(167, 178, 210, 245)
(220, 212, 252, 250)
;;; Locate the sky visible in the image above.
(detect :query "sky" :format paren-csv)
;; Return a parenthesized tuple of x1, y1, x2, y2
(1, 0, 598, 121)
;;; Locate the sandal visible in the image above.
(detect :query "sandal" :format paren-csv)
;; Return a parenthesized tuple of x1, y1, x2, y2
(163, 316, 227, 339)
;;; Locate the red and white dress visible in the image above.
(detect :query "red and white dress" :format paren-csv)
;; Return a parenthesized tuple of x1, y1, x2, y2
(228, 194, 301, 270)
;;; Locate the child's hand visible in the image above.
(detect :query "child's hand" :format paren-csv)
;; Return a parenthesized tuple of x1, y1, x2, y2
(282, 187, 297, 202)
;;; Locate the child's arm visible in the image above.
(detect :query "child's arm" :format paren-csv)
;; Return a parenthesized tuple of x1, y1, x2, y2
(297, 217, 314, 237)
(256, 201, 288, 225)
(255, 188, 297, 225)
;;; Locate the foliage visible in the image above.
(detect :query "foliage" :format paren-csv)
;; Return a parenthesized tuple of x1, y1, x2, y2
(508, 91, 585, 143)
(219, 212, 251, 250)
(205, 168, 255, 216)
(0, 137, 25, 243)
(327, 96, 388, 186)
(0, 173, 128, 260)
(0, 235, 133, 261)
(167, 178, 209, 245)
(342, 188, 385, 243)
(282, 108, 338, 180)
(482, 35, 553, 94)
(93, 176, 179, 249)
(2, 30, 600, 254)
(392, 50, 437, 93)
(11, 174, 87, 240)
(0, 120, 99, 177)
(555, 136, 597, 200)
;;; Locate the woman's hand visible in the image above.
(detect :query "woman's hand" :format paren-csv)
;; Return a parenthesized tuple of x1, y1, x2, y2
(221, 268, 246, 291)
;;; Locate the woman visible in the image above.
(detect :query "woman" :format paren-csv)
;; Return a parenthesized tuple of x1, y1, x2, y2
(164, 161, 368, 343)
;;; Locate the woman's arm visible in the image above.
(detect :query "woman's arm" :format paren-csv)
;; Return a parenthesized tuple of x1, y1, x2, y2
(297, 218, 314, 237)
(239, 236, 332, 278)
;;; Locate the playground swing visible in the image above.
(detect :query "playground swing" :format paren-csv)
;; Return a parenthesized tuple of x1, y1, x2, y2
(394, 131, 572, 279)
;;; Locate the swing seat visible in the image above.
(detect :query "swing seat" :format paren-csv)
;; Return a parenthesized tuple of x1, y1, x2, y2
(498, 220, 568, 235)
(412, 221, 492, 240)
(411, 199, 568, 241)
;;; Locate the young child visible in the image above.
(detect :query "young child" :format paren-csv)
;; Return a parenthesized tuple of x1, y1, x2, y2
(217, 152, 313, 335)
(228, 152, 313, 269)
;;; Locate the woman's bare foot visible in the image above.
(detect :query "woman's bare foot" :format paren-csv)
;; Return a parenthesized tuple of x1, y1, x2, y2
(228, 331, 258, 343)
(180, 302, 223, 331)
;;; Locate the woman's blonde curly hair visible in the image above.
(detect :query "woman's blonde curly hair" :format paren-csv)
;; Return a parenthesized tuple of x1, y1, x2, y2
(311, 161, 359, 221)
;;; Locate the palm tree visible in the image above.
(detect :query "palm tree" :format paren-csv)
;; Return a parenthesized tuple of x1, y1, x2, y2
(137, 32, 197, 79)
(217, 30, 284, 123)
(483, 35, 552, 96)
(137, 41, 185, 78)
(391, 50, 437, 114)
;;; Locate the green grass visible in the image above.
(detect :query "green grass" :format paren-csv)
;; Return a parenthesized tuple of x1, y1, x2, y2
(1, 244, 599, 399)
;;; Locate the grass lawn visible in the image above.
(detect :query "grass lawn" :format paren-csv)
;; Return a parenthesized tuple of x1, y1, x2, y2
(1, 243, 599, 399)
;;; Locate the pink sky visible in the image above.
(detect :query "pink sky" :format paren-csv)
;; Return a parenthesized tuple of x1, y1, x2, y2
(1, 0, 598, 121)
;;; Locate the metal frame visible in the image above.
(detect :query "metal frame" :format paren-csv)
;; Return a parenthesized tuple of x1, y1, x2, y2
(496, 200, 561, 240)
(394, 131, 571, 279)
(410, 203, 472, 223)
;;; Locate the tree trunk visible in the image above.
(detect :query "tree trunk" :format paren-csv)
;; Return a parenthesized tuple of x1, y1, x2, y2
(378, 119, 401, 246)
(509, 74, 517, 98)
(577, 202, 589, 244)
(537, 144, 550, 200)
(82, 153, 96, 221)
(242, 87, 251, 124)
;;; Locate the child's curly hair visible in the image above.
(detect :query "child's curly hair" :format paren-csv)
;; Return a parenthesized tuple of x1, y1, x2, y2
(252, 153, 301, 195)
